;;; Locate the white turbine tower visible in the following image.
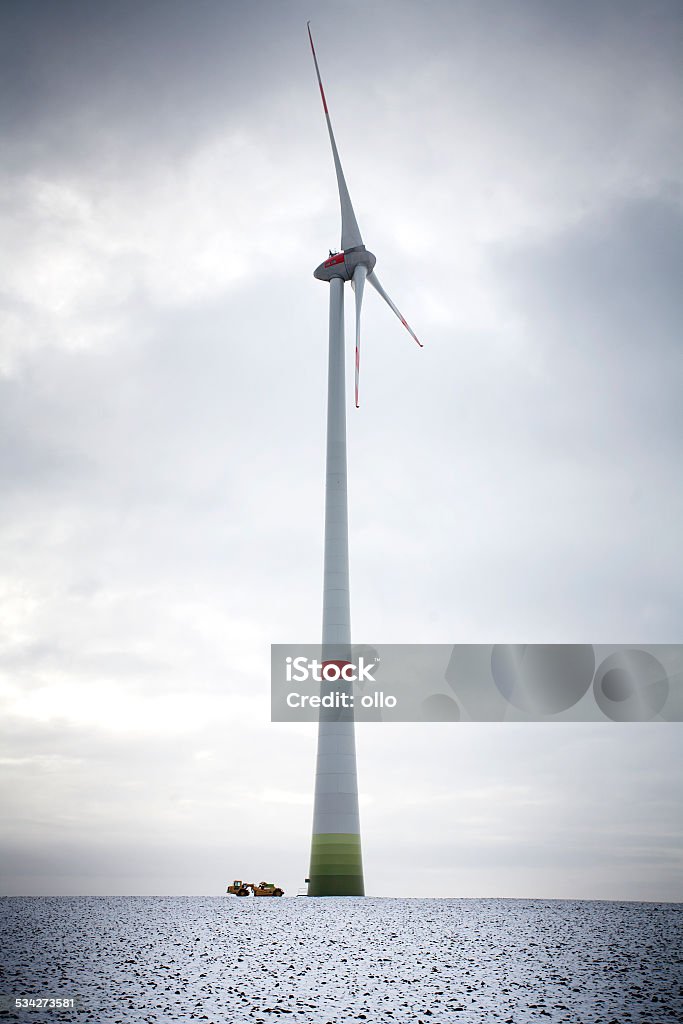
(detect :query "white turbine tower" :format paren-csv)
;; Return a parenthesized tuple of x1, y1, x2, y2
(306, 24, 423, 897)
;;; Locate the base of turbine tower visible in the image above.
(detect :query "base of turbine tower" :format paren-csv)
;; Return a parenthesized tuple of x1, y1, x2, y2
(307, 833, 365, 896)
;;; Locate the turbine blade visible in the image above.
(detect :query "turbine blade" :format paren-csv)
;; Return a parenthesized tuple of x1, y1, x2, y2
(352, 264, 367, 408)
(307, 23, 363, 251)
(367, 271, 424, 348)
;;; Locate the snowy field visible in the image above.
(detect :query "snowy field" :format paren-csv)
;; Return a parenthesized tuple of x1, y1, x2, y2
(1, 897, 681, 1023)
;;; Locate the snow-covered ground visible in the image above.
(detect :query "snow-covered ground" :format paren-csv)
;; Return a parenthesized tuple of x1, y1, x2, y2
(1, 897, 681, 1022)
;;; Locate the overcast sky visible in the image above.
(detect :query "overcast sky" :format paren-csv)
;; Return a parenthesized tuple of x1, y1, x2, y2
(1, 0, 682, 900)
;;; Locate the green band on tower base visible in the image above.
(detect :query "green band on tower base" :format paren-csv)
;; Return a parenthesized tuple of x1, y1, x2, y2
(308, 833, 364, 896)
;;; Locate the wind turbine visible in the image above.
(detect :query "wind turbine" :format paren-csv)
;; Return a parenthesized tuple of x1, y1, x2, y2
(306, 23, 422, 897)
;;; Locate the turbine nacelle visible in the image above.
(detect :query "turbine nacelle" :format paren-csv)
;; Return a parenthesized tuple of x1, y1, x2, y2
(313, 245, 377, 283)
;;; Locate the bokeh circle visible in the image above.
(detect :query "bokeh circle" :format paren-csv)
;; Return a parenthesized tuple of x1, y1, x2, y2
(593, 649, 668, 721)
(491, 644, 595, 715)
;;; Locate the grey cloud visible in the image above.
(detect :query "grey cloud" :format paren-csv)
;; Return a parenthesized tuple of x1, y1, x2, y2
(498, 196, 683, 358)
(1, 1, 285, 169)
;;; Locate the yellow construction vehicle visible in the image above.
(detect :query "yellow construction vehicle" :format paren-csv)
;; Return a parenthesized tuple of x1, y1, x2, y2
(226, 879, 284, 897)
(251, 881, 284, 897)
(226, 879, 251, 896)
